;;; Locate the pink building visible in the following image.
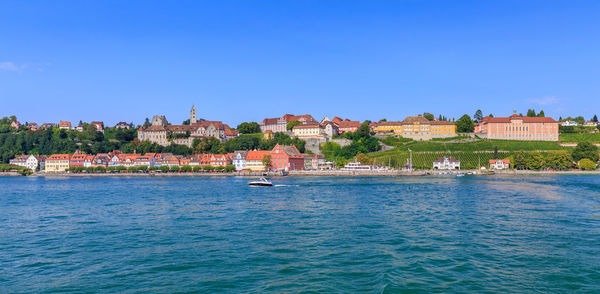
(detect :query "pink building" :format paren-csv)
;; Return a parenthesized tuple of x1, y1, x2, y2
(270, 144, 304, 171)
(475, 115, 558, 141)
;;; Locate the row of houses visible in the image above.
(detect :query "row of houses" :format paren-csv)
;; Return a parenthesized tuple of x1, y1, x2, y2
(10, 120, 130, 132)
(373, 115, 457, 140)
(40, 144, 327, 173)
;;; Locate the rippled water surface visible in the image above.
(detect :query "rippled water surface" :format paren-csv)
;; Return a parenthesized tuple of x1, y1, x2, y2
(1, 175, 599, 293)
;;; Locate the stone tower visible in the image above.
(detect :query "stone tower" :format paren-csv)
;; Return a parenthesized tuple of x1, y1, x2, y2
(190, 105, 197, 124)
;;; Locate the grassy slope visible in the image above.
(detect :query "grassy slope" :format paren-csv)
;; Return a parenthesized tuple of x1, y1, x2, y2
(559, 133, 600, 143)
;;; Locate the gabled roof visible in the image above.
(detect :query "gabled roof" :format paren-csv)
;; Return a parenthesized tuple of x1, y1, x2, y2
(47, 154, 71, 160)
(402, 116, 430, 124)
(338, 120, 360, 128)
(246, 150, 271, 161)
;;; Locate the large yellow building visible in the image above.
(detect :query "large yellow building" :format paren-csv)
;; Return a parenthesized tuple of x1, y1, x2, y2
(45, 154, 71, 172)
(374, 116, 456, 140)
(245, 150, 271, 171)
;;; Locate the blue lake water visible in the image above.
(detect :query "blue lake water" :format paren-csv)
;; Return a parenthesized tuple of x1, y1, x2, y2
(1, 175, 599, 293)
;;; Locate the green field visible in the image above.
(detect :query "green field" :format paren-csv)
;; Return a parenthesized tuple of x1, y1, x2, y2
(559, 133, 600, 143)
(382, 139, 564, 152)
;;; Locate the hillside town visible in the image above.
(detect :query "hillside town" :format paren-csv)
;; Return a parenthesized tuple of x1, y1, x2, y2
(1, 106, 600, 174)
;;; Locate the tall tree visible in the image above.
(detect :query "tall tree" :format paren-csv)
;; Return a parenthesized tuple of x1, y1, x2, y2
(423, 113, 434, 121)
(592, 114, 598, 123)
(526, 109, 537, 117)
(143, 118, 151, 128)
(537, 110, 545, 117)
(473, 109, 483, 122)
(237, 122, 261, 134)
(455, 114, 474, 133)
(262, 154, 272, 170)
(572, 141, 599, 162)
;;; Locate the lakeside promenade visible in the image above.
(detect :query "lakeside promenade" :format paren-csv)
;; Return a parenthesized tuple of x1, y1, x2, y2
(3, 170, 600, 177)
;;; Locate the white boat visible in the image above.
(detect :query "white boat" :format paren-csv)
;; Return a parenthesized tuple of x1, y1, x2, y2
(340, 162, 374, 172)
(248, 177, 273, 187)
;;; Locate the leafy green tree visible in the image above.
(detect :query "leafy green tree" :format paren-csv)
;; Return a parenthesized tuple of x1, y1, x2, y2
(423, 113, 434, 121)
(526, 109, 537, 117)
(225, 165, 236, 172)
(473, 109, 483, 122)
(180, 165, 192, 172)
(193, 137, 222, 154)
(127, 166, 138, 172)
(237, 122, 261, 134)
(592, 114, 598, 123)
(355, 153, 371, 165)
(203, 165, 214, 172)
(545, 150, 573, 170)
(193, 165, 202, 172)
(579, 158, 597, 170)
(286, 120, 301, 131)
(514, 151, 527, 170)
(526, 152, 544, 170)
(455, 115, 474, 133)
(215, 166, 225, 172)
(159, 165, 169, 172)
(182, 119, 190, 125)
(262, 154, 272, 170)
(572, 141, 599, 162)
(357, 121, 371, 139)
(537, 110, 545, 117)
(170, 165, 180, 172)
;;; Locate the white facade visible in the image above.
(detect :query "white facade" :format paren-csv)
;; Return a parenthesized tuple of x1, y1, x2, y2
(233, 151, 247, 171)
(433, 157, 460, 170)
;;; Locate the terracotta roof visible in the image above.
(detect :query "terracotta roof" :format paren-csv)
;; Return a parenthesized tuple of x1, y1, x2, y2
(338, 120, 360, 128)
(246, 150, 271, 160)
(485, 115, 557, 123)
(225, 129, 238, 136)
(429, 121, 454, 125)
(293, 123, 323, 130)
(402, 116, 430, 124)
(489, 159, 510, 164)
(142, 125, 168, 131)
(59, 121, 71, 127)
(47, 154, 71, 160)
(377, 121, 403, 126)
(278, 144, 302, 158)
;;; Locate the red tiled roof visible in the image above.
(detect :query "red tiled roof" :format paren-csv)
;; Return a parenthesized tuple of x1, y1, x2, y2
(485, 115, 557, 123)
(338, 120, 360, 128)
(47, 154, 70, 160)
(246, 150, 270, 161)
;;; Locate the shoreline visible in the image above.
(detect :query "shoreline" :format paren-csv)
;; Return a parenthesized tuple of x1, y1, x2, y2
(2, 170, 600, 178)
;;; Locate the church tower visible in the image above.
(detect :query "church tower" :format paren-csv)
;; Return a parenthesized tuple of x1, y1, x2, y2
(190, 105, 197, 124)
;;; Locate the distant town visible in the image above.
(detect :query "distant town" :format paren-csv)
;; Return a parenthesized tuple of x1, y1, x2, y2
(1, 106, 599, 175)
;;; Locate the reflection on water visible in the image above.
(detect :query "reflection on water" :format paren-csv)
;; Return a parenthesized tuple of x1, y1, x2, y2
(0, 175, 599, 293)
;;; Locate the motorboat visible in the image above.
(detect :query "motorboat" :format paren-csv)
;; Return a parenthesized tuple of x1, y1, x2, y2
(248, 177, 273, 187)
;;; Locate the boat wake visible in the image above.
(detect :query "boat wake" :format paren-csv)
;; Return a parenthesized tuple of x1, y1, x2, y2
(274, 184, 299, 187)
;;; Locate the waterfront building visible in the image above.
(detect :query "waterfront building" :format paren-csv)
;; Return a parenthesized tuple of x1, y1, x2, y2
(9, 155, 46, 171)
(69, 151, 86, 167)
(245, 150, 271, 171)
(59, 121, 71, 130)
(92, 154, 111, 167)
(260, 114, 316, 133)
(433, 157, 460, 170)
(302, 154, 326, 170)
(270, 144, 304, 171)
(209, 153, 233, 166)
(474, 114, 558, 141)
(45, 154, 71, 172)
(233, 151, 248, 171)
(489, 159, 510, 169)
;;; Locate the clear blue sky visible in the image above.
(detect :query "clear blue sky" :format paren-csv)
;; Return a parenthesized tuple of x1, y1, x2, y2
(1, 0, 599, 126)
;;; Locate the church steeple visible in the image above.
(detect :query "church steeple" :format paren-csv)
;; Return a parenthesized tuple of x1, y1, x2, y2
(190, 105, 197, 124)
